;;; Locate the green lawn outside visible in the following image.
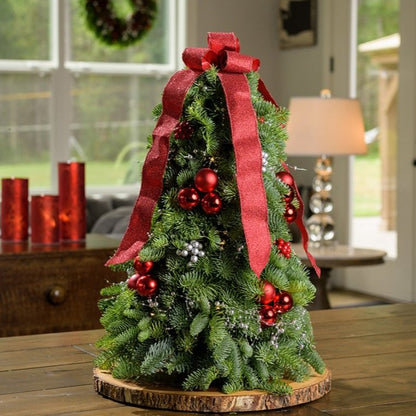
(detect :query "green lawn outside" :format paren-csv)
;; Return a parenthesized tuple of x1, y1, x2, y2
(353, 155, 381, 217)
(0, 160, 139, 189)
(0, 157, 381, 217)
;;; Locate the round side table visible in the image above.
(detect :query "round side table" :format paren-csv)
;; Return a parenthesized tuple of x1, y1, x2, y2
(292, 244, 387, 310)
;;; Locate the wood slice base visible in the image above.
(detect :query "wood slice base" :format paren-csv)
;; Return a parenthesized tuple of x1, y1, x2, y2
(93, 367, 331, 413)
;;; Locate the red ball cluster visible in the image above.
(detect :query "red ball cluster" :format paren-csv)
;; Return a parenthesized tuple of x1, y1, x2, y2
(275, 238, 291, 258)
(276, 171, 297, 224)
(177, 168, 222, 215)
(174, 120, 194, 140)
(259, 281, 293, 326)
(127, 257, 158, 297)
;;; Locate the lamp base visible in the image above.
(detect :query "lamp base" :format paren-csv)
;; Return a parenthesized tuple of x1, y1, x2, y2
(306, 213, 335, 246)
(307, 155, 335, 247)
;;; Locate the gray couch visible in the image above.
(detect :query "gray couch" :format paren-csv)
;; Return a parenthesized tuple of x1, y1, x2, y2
(87, 194, 136, 236)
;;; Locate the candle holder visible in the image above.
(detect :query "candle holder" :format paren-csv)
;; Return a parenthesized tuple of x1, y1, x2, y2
(58, 162, 86, 242)
(1, 178, 29, 242)
(31, 195, 59, 245)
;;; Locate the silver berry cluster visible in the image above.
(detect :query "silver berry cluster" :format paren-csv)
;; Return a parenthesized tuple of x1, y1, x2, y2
(262, 151, 269, 172)
(177, 240, 205, 267)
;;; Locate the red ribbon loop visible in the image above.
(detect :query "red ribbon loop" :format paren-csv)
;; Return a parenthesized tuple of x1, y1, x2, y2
(219, 50, 260, 73)
(208, 32, 240, 53)
(183, 34, 258, 74)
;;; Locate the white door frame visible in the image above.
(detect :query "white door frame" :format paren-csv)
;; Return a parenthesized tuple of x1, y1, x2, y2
(327, 0, 415, 302)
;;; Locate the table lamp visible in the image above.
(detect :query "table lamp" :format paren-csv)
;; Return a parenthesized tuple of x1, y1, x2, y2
(286, 89, 366, 245)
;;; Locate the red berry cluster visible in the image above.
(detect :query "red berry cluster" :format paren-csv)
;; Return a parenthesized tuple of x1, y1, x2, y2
(174, 120, 194, 140)
(127, 257, 158, 297)
(259, 281, 293, 326)
(275, 238, 291, 258)
(177, 168, 222, 215)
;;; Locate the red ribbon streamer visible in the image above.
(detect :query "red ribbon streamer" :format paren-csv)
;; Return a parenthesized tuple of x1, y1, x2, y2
(106, 69, 199, 265)
(106, 32, 318, 280)
(281, 162, 321, 278)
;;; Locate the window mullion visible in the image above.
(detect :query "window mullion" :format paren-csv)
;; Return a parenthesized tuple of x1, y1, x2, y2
(50, 0, 72, 192)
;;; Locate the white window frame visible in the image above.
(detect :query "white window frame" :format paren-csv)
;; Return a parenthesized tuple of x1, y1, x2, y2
(0, 0, 186, 193)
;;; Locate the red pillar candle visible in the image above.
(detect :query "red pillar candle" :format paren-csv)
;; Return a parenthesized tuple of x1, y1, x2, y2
(1, 178, 29, 242)
(31, 195, 59, 244)
(58, 162, 86, 241)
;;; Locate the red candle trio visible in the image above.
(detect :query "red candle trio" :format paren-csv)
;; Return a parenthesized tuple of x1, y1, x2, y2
(0, 162, 86, 244)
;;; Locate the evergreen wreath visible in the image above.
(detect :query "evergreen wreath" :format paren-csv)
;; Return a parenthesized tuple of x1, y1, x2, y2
(83, 0, 157, 47)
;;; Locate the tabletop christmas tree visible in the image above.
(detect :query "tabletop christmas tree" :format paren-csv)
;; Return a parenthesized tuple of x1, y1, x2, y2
(94, 32, 329, 412)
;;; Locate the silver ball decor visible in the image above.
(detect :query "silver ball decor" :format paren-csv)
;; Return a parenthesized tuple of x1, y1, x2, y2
(261, 151, 269, 173)
(177, 240, 205, 267)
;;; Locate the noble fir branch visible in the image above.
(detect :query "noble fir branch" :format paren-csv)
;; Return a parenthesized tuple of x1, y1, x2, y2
(182, 366, 220, 391)
(189, 312, 210, 337)
(112, 358, 140, 380)
(212, 334, 234, 366)
(168, 303, 192, 331)
(208, 313, 228, 348)
(242, 364, 261, 390)
(140, 338, 175, 375)
(175, 329, 198, 353)
(300, 345, 326, 374)
(152, 103, 162, 119)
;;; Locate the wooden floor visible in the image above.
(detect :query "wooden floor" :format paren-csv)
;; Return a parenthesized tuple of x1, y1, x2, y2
(329, 289, 390, 309)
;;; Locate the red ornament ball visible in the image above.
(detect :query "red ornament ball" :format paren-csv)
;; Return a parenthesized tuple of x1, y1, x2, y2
(201, 191, 222, 215)
(284, 203, 297, 223)
(260, 305, 278, 326)
(276, 171, 295, 187)
(127, 273, 140, 290)
(174, 120, 194, 140)
(177, 187, 200, 210)
(133, 257, 154, 274)
(136, 275, 159, 297)
(274, 291, 293, 313)
(260, 281, 276, 305)
(194, 168, 218, 193)
(283, 187, 295, 203)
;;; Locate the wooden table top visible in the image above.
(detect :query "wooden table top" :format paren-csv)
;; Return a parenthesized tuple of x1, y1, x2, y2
(0, 233, 120, 257)
(1, 303, 415, 415)
(292, 243, 387, 268)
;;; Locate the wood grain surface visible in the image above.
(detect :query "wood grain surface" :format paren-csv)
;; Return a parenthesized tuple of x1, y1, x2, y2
(94, 367, 331, 412)
(0, 303, 415, 415)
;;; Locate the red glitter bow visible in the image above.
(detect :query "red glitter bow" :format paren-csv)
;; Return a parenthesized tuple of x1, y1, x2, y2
(106, 32, 319, 279)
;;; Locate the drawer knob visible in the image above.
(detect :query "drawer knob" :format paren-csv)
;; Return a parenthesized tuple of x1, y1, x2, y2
(47, 285, 66, 305)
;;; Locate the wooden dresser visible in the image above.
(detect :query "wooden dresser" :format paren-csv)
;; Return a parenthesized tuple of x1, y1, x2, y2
(0, 234, 125, 337)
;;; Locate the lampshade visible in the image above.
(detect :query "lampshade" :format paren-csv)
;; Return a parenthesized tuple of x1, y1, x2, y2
(286, 95, 367, 156)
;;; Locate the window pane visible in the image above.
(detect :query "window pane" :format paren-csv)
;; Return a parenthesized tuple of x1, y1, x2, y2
(0, 73, 51, 188)
(70, 0, 170, 64)
(71, 73, 169, 186)
(0, 0, 50, 60)
(352, 0, 399, 257)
